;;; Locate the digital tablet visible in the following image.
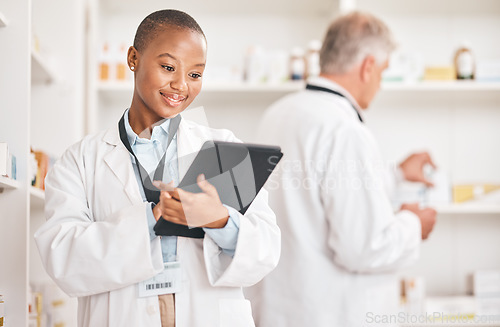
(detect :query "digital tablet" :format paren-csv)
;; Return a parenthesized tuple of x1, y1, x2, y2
(177, 140, 283, 215)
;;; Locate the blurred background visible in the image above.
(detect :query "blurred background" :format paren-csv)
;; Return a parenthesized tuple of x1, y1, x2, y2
(1, 0, 500, 326)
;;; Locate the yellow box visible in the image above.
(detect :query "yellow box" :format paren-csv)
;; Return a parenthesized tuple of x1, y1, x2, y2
(452, 184, 500, 203)
(424, 66, 456, 80)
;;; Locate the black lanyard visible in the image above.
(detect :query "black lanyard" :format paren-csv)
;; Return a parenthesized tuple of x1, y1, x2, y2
(305, 84, 363, 123)
(118, 110, 205, 238)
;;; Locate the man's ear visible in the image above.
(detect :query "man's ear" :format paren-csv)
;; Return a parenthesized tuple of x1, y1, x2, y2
(360, 55, 376, 83)
(127, 46, 139, 71)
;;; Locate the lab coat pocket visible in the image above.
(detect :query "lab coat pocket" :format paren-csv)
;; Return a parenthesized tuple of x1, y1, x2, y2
(218, 298, 255, 327)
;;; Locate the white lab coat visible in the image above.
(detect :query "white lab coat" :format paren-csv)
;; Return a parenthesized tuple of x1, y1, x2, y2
(35, 116, 281, 327)
(245, 77, 421, 327)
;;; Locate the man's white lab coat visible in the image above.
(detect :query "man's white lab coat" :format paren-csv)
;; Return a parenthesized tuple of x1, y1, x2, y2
(245, 77, 421, 327)
(35, 117, 281, 327)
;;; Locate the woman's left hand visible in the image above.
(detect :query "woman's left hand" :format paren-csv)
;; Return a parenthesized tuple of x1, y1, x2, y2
(153, 174, 230, 229)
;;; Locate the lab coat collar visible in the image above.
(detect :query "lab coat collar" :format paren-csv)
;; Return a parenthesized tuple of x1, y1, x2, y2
(102, 126, 143, 204)
(101, 117, 204, 202)
(306, 76, 364, 122)
(123, 108, 174, 147)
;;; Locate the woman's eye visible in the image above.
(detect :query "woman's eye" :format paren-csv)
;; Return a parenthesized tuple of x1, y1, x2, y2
(161, 65, 174, 72)
(189, 73, 202, 79)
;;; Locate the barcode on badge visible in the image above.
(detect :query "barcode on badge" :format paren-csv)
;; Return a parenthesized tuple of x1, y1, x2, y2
(145, 282, 172, 290)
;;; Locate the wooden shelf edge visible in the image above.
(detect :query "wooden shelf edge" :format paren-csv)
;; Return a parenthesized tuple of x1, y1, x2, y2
(0, 175, 20, 190)
(31, 50, 56, 84)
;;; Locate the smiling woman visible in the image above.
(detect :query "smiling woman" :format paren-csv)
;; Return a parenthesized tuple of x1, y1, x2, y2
(34, 8, 280, 327)
(127, 12, 207, 134)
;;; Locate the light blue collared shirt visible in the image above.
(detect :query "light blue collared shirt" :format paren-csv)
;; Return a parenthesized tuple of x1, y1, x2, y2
(123, 109, 240, 259)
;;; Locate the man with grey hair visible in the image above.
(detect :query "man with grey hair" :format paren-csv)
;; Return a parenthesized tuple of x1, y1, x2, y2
(245, 11, 437, 326)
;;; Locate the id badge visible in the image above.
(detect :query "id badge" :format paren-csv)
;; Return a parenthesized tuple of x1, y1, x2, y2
(138, 261, 182, 297)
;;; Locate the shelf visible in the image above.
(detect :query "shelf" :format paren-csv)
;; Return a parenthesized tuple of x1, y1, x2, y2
(0, 175, 20, 191)
(0, 11, 8, 27)
(381, 81, 500, 92)
(31, 51, 56, 84)
(30, 186, 45, 208)
(204, 81, 306, 92)
(97, 80, 500, 94)
(436, 203, 500, 215)
(100, 0, 337, 16)
(98, 81, 307, 94)
(400, 296, 500, 326)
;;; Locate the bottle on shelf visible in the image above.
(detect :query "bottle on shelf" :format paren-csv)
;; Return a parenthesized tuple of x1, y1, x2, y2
(305, 40, 322, 79)
(0, 294, 4, 327)
(454, 41, 475, 80)
(243, 45, 267, 84)
(243, 45, 267, 83)
(290, 47, 305, 80)
(99, 43, 111, 82)
(267, 50, 289, 84)
(115, 43, 129, 82)
(0, 142, 16, 180)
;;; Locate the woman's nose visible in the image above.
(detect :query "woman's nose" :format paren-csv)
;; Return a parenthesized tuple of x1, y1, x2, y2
(170, 72, 187, 92)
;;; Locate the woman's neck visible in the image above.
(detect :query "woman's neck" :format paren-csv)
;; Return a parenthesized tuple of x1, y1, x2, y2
(128, 104, 164, 140)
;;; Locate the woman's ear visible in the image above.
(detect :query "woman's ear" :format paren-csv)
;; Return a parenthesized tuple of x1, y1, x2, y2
(127, 46, 139, 71)
(360, 55, 375, 83)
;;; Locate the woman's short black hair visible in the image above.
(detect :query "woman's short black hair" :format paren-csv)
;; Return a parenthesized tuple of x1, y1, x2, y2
(133, 9, 206, 52)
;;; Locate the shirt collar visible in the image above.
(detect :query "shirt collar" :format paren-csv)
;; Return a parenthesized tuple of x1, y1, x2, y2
(124, 108, 172, 146)
(306, 76, 364, 120)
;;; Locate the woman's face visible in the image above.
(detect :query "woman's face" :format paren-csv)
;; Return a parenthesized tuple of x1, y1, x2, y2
(129, 27, 207, 122)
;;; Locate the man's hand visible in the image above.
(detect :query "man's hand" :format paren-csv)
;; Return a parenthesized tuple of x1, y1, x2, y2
(399, 152, 436, 187)
(400, 203, 437, 240)
(152, 175, 230, 229)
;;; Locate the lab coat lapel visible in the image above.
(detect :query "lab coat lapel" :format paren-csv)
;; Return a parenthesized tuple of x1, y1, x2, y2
(102, 126, 143, 205)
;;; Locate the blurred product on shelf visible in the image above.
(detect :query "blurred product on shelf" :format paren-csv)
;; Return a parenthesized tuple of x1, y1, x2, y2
(392, 169, 451, 208)
(400, 277, 425, 315)
(425, 297, 475, 323)
(383, 51, 425, 82)
(476, 60, 500, 82)
(474, 270, 500, 297)
(31, 29, 40, 54)
(28, 287, 43, 327)
(0, 142, 16, 180)
(423, 65, 456, 80)
(267, 50, 289, 84)
(305, 40, 321, 79)
(474, 270, 500, 315)
(243, 45, 267, 84)
(115, 43, 129, 81)
(98, 42, 137, 83)
(30, 149, 55, 191)
(452, 184, 500, 203)
(454, 41, 475, 80)
(0, 294, 4, 327)
(202, 65, 242, 84)
(31, 283, 72, 327)
(98, 43, 110, 81)
(289, 46, 305, 80)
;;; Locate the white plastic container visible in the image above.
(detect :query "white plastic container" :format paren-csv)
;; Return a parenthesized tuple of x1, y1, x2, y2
(290, 47, 305, 80)
(306, 40, 321, 79)
(454, 41, 475, 80)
